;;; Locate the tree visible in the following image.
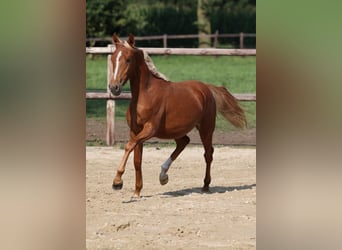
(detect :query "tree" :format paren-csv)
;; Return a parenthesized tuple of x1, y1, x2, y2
(197, 0, 211, 48)
(202, 0, 256, 48)
(86, 0, 124, 39)
(86, 0, 255, 48)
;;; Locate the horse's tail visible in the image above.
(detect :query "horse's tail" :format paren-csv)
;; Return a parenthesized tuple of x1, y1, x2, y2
(207, 84, 247, 128)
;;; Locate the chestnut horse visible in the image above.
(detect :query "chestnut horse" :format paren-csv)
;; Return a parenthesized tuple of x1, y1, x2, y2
(109, 34, 247, 198)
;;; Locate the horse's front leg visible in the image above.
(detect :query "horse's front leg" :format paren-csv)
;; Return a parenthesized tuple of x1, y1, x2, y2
(112, 123, 155, 191)
(133, 143, 143, 198)
(112, 139, 137, 190)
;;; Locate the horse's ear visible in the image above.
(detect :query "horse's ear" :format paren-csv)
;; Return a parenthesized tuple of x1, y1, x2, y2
(112, 33, 121, 44)
(127, 33, 135, 47)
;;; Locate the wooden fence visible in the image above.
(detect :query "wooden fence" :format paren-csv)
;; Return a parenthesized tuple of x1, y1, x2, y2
(86, 45, 256, 145)
(86, 32, 256, 49)
(86, 47, 256, 56)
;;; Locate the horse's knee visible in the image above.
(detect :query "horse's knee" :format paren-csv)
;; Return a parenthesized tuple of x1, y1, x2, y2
(125, 140, 136, 152)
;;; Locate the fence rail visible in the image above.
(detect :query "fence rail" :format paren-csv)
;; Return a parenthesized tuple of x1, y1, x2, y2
(86, 91, 256, 101)
(86, 45, 256, 145)
(86, 32, 256, 49)
(86, 47, 256, 56)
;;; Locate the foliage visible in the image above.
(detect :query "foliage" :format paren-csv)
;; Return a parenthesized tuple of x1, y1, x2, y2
(204, 0, 256, 47)
(86, 0, 124, 39)
(115, 1, 198, 47)
(197, 0, 212, 48)
(116, 3, 149, 35)
(208, 0, 256, 32)
(86, 0, 255, 47)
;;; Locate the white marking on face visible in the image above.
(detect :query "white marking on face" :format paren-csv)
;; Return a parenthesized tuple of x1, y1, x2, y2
(113, 51, 122, 81)
(161, 157, 172, 171)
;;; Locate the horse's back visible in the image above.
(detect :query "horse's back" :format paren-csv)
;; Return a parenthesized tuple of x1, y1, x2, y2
(155, 80, 216, 139)
(170, 80, 215, 111)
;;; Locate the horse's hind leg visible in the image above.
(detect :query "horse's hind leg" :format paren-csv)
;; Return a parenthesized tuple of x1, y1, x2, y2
(199, 126, 214, 192)
(159, 135, 190, 185)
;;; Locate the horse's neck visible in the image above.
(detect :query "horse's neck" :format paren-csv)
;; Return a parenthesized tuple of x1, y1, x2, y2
(129, 61, 152, 101)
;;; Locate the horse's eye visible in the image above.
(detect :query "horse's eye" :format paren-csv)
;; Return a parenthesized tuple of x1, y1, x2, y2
(126, 58, 131, 63)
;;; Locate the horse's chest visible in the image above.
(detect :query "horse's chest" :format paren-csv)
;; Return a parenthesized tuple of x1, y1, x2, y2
(134, 103, 154, 125)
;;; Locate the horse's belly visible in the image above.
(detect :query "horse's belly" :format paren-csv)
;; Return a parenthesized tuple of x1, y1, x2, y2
(156, 125, 197, 139)
(156, 105, 203, 139)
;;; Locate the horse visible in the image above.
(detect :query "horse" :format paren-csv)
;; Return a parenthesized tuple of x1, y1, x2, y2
(109, 34, 247, 198)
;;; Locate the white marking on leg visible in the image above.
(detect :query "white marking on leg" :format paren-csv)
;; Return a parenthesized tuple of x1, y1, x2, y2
(161, 157, 172, 172)
(113, 51, 122, 81)
(160, 157, 172, 185)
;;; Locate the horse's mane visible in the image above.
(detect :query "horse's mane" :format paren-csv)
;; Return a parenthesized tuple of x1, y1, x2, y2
(142, 50, 169, 82)
(116, 40, 169, 82)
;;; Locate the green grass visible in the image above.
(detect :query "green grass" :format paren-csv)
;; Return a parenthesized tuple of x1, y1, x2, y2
(86, 55, 256, 130)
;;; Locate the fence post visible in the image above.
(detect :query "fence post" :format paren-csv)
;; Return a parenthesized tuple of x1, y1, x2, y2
(106, 46, 115, 146)
(163, 34, 167, 48)
(240, 32, 244, 49)
(106, 99, 115, 146)
(213, 30, 219, 48)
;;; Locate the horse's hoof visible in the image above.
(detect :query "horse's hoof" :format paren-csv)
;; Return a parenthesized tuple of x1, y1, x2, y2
(112, 182, 123, 190)
(159, 173, 169, 185)
(132, 193, 140, 199)
(202, 186, 210, 193)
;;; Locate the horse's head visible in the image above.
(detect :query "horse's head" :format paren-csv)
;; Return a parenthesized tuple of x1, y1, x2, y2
(109, 33, 136, 96)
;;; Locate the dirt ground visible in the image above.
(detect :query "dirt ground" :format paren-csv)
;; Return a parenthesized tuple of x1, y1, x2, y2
(86, 145, 256, 249)
(86, 119, 256, 146)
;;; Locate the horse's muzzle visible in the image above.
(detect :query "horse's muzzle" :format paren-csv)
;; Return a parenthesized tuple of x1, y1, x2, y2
(109, 84, 122, 96)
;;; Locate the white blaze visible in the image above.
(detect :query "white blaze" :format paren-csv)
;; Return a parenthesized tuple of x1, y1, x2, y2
(113, 51, 122, 81)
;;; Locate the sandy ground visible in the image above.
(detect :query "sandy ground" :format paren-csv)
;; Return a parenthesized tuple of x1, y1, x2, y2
(86, 146, 256, 249)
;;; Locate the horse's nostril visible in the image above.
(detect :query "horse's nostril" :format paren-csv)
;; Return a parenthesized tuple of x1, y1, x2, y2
(110, 84, 122, 96)
(109, 85, 118, 91)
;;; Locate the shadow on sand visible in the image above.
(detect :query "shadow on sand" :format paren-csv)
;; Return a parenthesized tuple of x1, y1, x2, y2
(121, 184, 256, 203)
(160, 183, 256, 197)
